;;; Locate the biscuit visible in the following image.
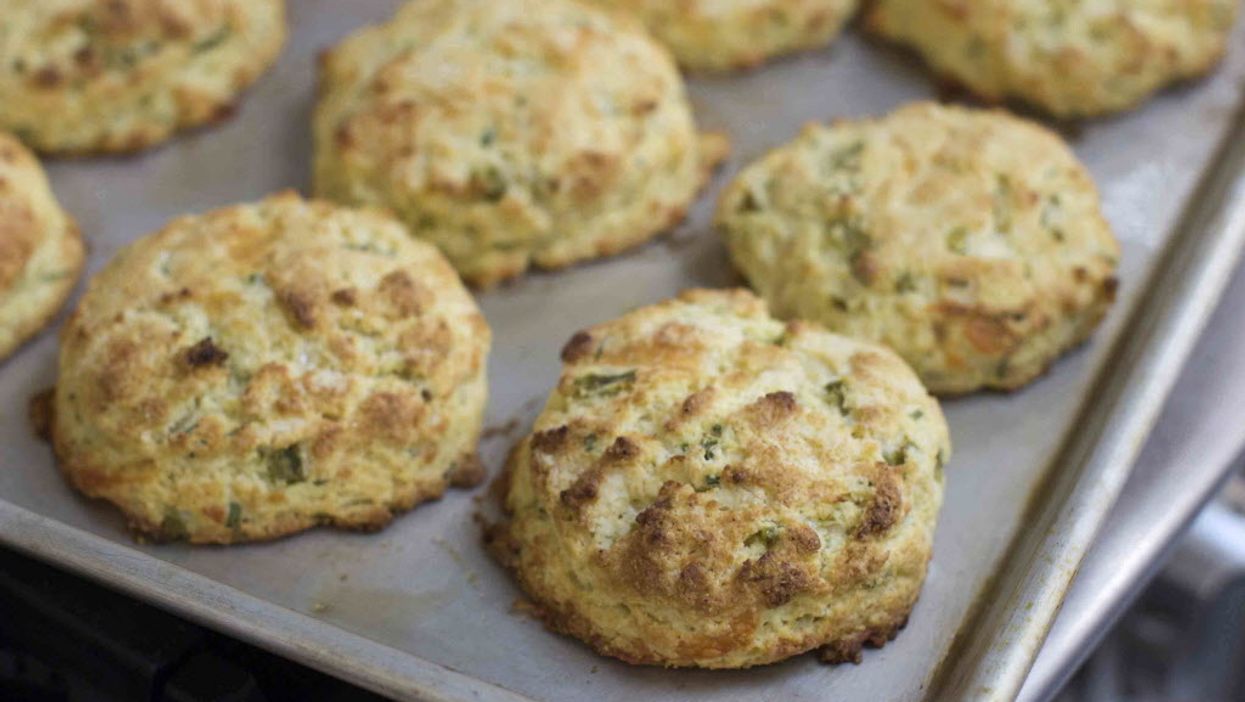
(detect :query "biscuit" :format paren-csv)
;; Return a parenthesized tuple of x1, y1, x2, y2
(718, 102, 1120, 394)
(0, 131, 84, 361)
(52, 193, 491, 544)
(313, 0, 729, 288)
(488, 288, 949, 668)
(583, 0, 860, 72)
(0, 0, 286, 154)
(867, 0, 1239, 118)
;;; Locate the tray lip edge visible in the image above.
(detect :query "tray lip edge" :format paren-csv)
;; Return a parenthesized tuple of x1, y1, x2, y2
(0, 499, 536, 702)
(928, 106, 1245, 700)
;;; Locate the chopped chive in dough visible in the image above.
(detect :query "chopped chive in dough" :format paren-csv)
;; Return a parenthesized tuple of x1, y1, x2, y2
(824, 380, 848, 414)
(884, 441, 914, 466)
(226, 501, 242, 529)
(160, 510, 188, 541)
(701, 424, 723, 461)
(745, 524, 781, 548)
(192, 27, 231, 54)
(264, 444, 305, 483)
(573, 370, 636, 398)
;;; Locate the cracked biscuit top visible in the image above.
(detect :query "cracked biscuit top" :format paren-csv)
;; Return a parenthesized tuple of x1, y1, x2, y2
(491, 288, 948, 668)
(52, 193, 490, 544)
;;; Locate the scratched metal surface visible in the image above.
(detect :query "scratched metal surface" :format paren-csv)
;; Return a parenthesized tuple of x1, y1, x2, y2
(0, 3, 1243, 701)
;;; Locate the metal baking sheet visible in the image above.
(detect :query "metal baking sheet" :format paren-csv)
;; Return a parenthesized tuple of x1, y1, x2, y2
(2, 3, 1244, 701)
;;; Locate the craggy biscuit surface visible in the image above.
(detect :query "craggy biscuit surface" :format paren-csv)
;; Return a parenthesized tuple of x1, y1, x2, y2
(53, 193, 490, 544)
(0, 0, 286, 154)
(490, 289, 948, 668)
(719, 103, 1119, 394)
(867, 0, 1239, 117)
(583, 0, 859, 72)
(0, 131, 84, 361)
(313, 0, 727, 288)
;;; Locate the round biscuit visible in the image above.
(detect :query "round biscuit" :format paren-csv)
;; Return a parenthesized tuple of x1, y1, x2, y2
(489, 288, 949, 668)
(0, 130, 84, 361)
(52, 193, 491, 544)
(312, 0, 728, 288)
(717, 102, 1120, 394)
(0, 0, 286, 154)
(583, 0, 860, 72)
(867, 0, 1239, 118)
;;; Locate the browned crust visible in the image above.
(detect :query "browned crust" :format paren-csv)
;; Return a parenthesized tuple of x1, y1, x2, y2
(817, 614, 911, 665)
(55, 441, 486, 545)
(0, 218, 86, 363)
(930, 316, 1106, 398)
(485, 501, 922, 669)
(28, 387, 53, 442)
(482, 289, 945, 668)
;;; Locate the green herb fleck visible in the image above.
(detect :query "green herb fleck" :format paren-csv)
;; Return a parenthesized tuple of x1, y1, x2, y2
(827, 141, 864, 172)
(910, 409, 924, 420)
(996, 357, 1011, 379)
(745, 525, 781, 549)
(884, 441, 915, 466)
(828, 216, 870, 252)
(573, 370, 637, 398)
(1041, 194, 1065, 241)
(480, 128, 496, 147)
(168, 413, 198, 437)
(824, 380, 848, 415)
(159, 511, 188, 541)
(895, 272, 917, 293)
(472, 165, 507, 201)
(696, 474, 721, 493)
(583, 434, 598, 453)
(264, 444, 305, 484)
(192, 27, 231, 54)
(701, 424, 724, 461)
(225, 501, 242, 529)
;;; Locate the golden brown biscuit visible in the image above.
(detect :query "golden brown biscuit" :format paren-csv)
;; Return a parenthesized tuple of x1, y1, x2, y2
(0, 131, 84, 361)
(583, 0, 860, 72)
(0, 0, 286, 154)
(52, 193, 491, 544)
(313, 0, 728, 288)
(489, 288, 949, 668)
(867, 0, 1239, 118)
(718, 102, 1120, 394)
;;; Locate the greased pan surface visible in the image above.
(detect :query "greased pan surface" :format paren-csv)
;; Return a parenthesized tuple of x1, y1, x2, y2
(1, 3, 1244, 700)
